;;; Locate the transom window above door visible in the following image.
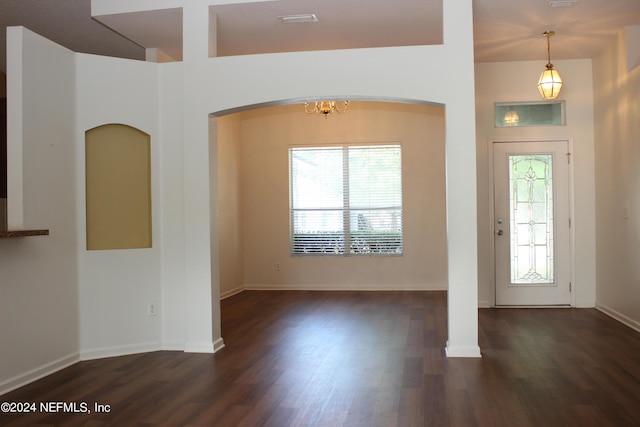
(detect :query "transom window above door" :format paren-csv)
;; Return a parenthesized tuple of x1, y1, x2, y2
(495, 101, 565, 127)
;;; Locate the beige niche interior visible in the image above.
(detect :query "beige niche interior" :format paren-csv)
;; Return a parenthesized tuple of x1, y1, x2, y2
(85, 124, 151, 250)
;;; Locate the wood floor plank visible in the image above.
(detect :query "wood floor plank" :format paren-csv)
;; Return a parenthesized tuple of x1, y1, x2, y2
(2, 291, 640, 426)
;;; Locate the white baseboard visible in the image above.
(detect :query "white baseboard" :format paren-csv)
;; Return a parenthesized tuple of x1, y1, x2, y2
(244, 283, 447, 292)
(2, 338, 226, 396)
(445, 342, 482, 358)
(80, 342, 161, 361)
(0, 352, 80, 396)
(213, 337, 225, 352)
(220, 286, 245, 300)
(184, 341, 214, 353)
(161, 341, 186, 351)
(596, 304, 640, 333)
(229, 286, 493, 310)
(162, 339, 225, 352)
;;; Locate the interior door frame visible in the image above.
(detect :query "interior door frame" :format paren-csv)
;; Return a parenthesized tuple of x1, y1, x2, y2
(488, 138, 576, 307)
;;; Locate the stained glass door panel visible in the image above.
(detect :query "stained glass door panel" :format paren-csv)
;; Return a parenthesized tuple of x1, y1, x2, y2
(494, 141, 571, 306)
(509, 155, 554, 284)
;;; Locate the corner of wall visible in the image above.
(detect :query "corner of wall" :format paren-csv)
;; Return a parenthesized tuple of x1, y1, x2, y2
(0, 71, 6, 97)
(625, 26, 640, 72)
(1, 26, 80, 396)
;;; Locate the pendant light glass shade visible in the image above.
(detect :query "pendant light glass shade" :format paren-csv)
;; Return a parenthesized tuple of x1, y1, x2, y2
(503, 110, 520, 126)
(538, 66, 563, 100)
(537, 31, 563, 100)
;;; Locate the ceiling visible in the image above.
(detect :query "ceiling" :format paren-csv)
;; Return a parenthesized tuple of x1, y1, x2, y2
(1, 0, 639, 74)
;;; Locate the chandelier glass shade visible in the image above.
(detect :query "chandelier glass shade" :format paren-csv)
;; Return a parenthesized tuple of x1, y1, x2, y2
(304, 101, 349, 116)
(537, 31, 563, 100)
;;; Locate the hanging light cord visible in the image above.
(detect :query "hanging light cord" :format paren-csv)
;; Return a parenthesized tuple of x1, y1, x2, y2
(544, 30, 554, 70)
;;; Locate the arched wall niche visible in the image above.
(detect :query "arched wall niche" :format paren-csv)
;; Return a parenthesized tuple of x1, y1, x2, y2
(85, 123, 152, 250)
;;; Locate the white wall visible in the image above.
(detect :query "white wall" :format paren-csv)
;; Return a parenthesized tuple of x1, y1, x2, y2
(75, 54, 163, 359)
(475, 59, 597, 308)
(158, 62, 188, 349)
(1, 31, 200, 391)
(593, 29, 640, 330)
(238, 102, 447, 290)
(182, 3, 217, 353)
(0, 28, 79, 394)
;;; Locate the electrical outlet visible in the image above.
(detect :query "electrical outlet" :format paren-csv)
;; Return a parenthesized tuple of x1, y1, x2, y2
(276, 263, 281, 271)
(147, 302, 157, 316)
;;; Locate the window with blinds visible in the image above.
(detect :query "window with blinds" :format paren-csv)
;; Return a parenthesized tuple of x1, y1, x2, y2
(289, 144, 403, 256)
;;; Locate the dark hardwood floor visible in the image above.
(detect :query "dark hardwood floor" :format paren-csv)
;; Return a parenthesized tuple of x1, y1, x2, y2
(2, 290, 640, 426)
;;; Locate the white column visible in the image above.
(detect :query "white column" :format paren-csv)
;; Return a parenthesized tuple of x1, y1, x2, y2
(6, 27, 24, 230)
(182, 1, 220, 352)
(443, 0, 481, 357)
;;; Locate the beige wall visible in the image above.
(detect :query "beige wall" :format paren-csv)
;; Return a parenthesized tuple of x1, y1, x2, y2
(224, 101, 447, 291)
(475, 59, 597, 307)
(593, 29, 640, 329)
(217, 114, 244, 297)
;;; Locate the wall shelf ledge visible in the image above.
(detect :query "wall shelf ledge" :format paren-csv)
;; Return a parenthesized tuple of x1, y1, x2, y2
(0, 229, 49, 238)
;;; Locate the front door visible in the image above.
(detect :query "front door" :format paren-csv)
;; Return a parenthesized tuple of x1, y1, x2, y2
(493, 141, 571, 306)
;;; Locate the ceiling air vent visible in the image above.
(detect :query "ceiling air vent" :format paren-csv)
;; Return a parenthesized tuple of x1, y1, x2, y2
(548, 0, 578, 7)
(278, 14, 318, 24)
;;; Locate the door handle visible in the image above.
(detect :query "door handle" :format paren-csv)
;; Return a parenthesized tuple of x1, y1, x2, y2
(496, 229, 504, 236)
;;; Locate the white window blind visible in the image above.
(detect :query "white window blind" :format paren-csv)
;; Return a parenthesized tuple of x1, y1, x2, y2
(289, 144, 403, 255)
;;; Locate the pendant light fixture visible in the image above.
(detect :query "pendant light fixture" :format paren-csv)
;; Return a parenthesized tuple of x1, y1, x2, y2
(537, 30, 563, 100)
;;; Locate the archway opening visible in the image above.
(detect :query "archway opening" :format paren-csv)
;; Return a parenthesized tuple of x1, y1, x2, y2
(209, 98, 447, 343)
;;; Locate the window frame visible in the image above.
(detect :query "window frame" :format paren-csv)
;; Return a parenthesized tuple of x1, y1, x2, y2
(288, 142, 403, 257)
(494, 101, 565, 128)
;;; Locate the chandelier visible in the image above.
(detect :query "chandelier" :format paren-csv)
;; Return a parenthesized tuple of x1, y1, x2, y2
(537, 30, 563, 100)
(304, 101, 349, 116)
